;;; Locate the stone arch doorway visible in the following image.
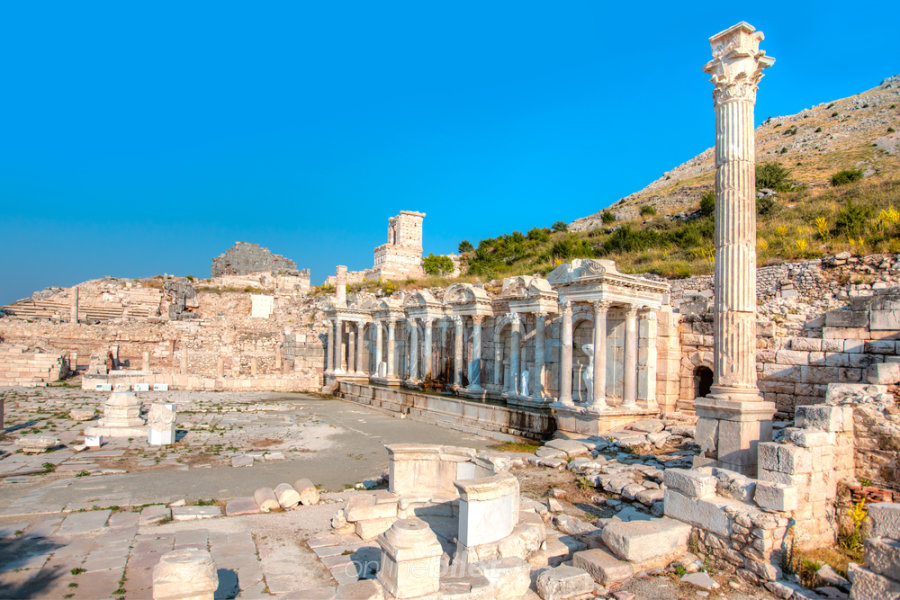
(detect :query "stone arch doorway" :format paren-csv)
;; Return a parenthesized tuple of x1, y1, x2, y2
(694, 366, 713, 400)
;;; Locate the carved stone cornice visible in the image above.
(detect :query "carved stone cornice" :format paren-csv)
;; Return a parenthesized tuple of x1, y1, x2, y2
(702, 22, 774, 105)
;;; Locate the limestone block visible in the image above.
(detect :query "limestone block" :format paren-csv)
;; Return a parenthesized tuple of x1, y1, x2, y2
(758, 443, 812, 474)
(713, 468, 757, 503)
(663, 489, 730, 537)
(535, 565, 593, 600)
(663, 468, 717, 499)
(865, 340, 897, 354)
(152, 547, 218, 600)
(377, 519, 442, 599)
(224, 497, 260, 517)
(475, 557, 531, 600)
(695, 417, 718, 456)
(70, 408, 95, 421)
(544, 439, 590, 458)
(335, 580, 384, 600)
(345, 493, 398, 522)
(16, 436, 59, 453)
(864, 537, 900, 580)
(253, 487, 280, 512)
(867, 362, 900, 385)
(356, 517, 396, 540)
(572, 548, 632, 585)
(869, 503, 900, 539)
(776, 350, 810, 366)
(295, 478, 320, 505)
(754, 481, 798, 512)
(848, 563, 900, 600)
(274, 483, 301, 508)
(600, 517, 691, 563)
(870, 309, 900, 331)
(627, 419, 665, 433)
(455, 473, 519, 547)
(172, 506, 222, 521)
(787, 429, 836, 448)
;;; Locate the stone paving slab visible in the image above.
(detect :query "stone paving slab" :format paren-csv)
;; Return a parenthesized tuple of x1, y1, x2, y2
(57, 509, 112, 535)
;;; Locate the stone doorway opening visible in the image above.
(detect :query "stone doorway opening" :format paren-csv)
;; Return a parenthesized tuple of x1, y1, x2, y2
(694, 366, 713, 399)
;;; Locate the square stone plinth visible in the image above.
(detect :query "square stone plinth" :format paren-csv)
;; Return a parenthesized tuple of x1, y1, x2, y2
(552, 404, 659, 437)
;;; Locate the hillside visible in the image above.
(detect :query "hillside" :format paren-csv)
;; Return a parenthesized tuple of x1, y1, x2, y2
(571, 75, 900, 230)
(441, 75, 900, 281)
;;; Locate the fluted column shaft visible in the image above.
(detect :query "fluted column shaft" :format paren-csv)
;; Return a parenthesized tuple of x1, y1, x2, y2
(355, 323, 365, 374)
(622, 307, 638, 408)
(387, 321, 396, 377)
(423, 318, 433, 379)
(453, 317, 464, 386)
(375, 321, 383, 375)
(532, 313, 545, 401)
(592, 302, 609, 410)
(559, 301, 574, 405)
(408, 319, 418, 381)
(333, 318, 344, 374)
(325, 320, 334, 373)
(509, 314, 521, 395)
(493, 321, 503, 386)
(469, 316, 483, 390)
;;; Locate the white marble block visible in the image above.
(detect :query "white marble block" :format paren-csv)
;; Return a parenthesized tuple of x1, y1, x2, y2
(152, 547, 218, 600)
(85, 435, 103, 448)
(454, 473, 519, 548)
(377, 518, 442, 599)
(148, 402, 176, 446)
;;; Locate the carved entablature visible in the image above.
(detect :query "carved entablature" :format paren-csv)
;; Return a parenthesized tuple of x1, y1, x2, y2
(503, 276, 559, 315)
(550, 259, 669, 310)
(702, 21, 774, 105)
(444, 283, 492, 317)
(374, 297, 404, 323)
(403, 289, 444, 320)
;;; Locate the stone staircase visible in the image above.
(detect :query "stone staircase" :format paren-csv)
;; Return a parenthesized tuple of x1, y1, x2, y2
(0, 345, 67, 386)
(1, 299, 155, 322)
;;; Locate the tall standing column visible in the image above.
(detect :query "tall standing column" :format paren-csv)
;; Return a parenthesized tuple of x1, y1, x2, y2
(493, 320, 503, 387)
(423, 318, 434, 380)
(696, 22, 776, 476)
(532, 313, 545, 401)
(637, 309, 658, 409)
(622, 307, 638, 409)
(559, 301, 574, 405)
(355, 322, 365, 375)
(333, 318, 344, 374)
(348, 327, 357, 374)
(509, 313, 521, 396)
(469, 316, 483, 390)
(408, 319, 418, 381)
(591, 302, 609, 411)
(453, 316, 464, 387)
(375, 321, 384, 377)
(70, 287, 79, 324)
(387, 321, 396, 377)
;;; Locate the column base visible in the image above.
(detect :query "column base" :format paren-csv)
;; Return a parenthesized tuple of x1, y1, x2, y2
(369, 375, 402, 386)
(551, 403, 658, 437)
(693, 395, 776, 477)
(506, 395, 554, 410)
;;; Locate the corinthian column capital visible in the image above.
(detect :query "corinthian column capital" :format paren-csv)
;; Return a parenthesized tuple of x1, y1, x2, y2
(702, 22, 774, 105)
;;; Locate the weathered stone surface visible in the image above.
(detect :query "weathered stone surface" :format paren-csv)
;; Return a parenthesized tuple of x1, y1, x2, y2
(225, 497, 261, 517)
(141, 504, 172, 526)
(866, 362, 900, 384)
(152, 547, 218, 600)
(754, 481, 798, 511)
(863, 537, 900, 580)
(681, 571, 719, 590)
(211, 241, 300, 278)
(663, 468, 716, 499)
(274, 483, 301, 508)
(572, 548, 633, 585)
(335, 579, 384, 600)
(848, 563, 900, 600)
(475, 557, 531, 600)
(869, 503, 900, 539)
(758, 442, 812, 474)
(295, 478, 321, 505)
(600, 517, 690, 563)
(356, 517, 395, 540)
(70, 408, 95, 421)
(794, 405, 844, 432)
(231, 455, 253, 468)
(172, 506, 222, 521)
(535, 565, 594, 600)
(254, 487, 280, 512)
(663, 489, 730, 537)
(15, 435, 59, 453)
(345, 493, 398, 522)
(627, 419, 665, 433)
(377, 519, 441, 599)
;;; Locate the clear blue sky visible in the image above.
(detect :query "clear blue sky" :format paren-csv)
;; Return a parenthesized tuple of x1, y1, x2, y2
(1, 1, 898, 303)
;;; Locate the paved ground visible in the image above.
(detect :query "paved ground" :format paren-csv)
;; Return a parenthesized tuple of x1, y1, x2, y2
(0, 387, 492, 599)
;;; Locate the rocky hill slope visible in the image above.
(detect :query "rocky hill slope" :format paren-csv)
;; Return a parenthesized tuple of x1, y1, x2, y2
(570, 75, 900, 231)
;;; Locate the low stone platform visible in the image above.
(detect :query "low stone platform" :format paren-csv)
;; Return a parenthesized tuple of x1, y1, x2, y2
(552, 403, 659, 437)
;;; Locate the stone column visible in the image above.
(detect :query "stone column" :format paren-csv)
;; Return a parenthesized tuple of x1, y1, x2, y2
(592, 301, 609, 411)
(637, 309, 658, 409)
(387, 321, 396, 377)
(493, 319, 503, 387)
(142, 351, 151, 372)
(355, 322, 365, 375)
(468, 316, 483, 390)
(532, 313, 545, 401)
(274, 347, 282, 372)
(453, 316, 463, 387)
(70, 286, 79, 324)
(375, 321, 384, 377)
(696, 21, 776, 476)
(325, 320, 334, 373)
(559, 301, 574, 405)
(333, 318, 344, 374)
(347, 327, 357, 374)
(622, 307, 639, 409)
(408, 318, 419, 381)
(423, 318, 434, 379)
(335, 265, 347, 306)
(509, 313, 521, 395)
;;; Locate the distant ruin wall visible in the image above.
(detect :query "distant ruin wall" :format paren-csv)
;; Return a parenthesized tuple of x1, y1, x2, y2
(211, 241, 302, 278)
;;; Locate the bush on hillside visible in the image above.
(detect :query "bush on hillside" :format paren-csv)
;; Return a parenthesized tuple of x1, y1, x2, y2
(601, 210, 616, 224)
(835, 199, 874, 237)
(640, 205, 657, 217)
(756, 162, 791, 190)
(700, 191, 715, 217)
(551, 221, 568, 232)
(831, 169, 864, 187)
(422, 253, 454, 276)
(551, 235, 597, 260)
(757, 195, 777, 216)
(458, 240, 474, 253)
(527, 227, 550, 242)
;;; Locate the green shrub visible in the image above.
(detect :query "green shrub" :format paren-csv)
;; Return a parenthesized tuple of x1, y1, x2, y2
(639, 205, 657, 217)
(551, 235, 597, 259)
(601, 210, 616, 225)
(422, 253, 454, 276)
(757, 195, 777, 216)
(551, 221, 568, 232)
(458, 240, 474, 253)
(527, 227, 550, 242)
(835, 199, 874, 237)
(756, 162, 791, 189)
(831, 169, 864, 186)
(700, 191, 715, 216)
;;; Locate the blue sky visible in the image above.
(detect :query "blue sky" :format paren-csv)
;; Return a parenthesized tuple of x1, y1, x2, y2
(1, 1, 898, 303)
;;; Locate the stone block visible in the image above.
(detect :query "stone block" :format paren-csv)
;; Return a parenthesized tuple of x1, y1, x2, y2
(225, 497, 260, 517)
(345, 493, 398, 522)
(475, 557, 531, 600)
(870, 309, 900, 331)
(847, 563, 900, 600)
(713, 468, 757, 503)
(864, 537, 900, 580)
(869, 503, 900, 539)
(600, 517, 691, 563)
(758, 443, 812, 474)
(867, 362, 900, 385)
(335, 580, 384, 600)
(572, 548, 632, 585)
(455, 473, 519, 547)
(295, 478, 320, 505)
(377, 519, 441, 599)
(754, 481, 798, 512)
(356, 517, 395, 540)
(794, 405, 844, 432)
(535, 566, 594, 600)
(787, 429, 836, 448)
(254, 487, 280, 512)
(866, 340, 897, 354)
(663, 489, 730, 536)
(153, 383, 169, 391)
(776, 350, 810, 366)
(152, 547, 218, 600)
(274, 483, 301, 508)
(792, 338, 823, 352)
(172, 506, 222, 521)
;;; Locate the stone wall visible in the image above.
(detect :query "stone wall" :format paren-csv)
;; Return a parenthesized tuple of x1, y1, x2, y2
(0, 345, 68, 386)
(210, 241, 302, 277)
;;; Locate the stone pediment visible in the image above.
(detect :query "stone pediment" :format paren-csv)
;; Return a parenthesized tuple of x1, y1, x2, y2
(403, 290, 439, 309)
(546, 259, 618, 285)
(444, 283, 489, 305)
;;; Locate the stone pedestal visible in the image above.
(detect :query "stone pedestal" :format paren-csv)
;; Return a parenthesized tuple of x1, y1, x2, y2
(148, 402, 176, 446)
(377, 519, 442, 599)
(454, 473, 519, 549)
(152, 547, 218, 600)
(86, 391, 147, 438)
(552, 403, 658, 437)
(695, 21, 776, 476)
